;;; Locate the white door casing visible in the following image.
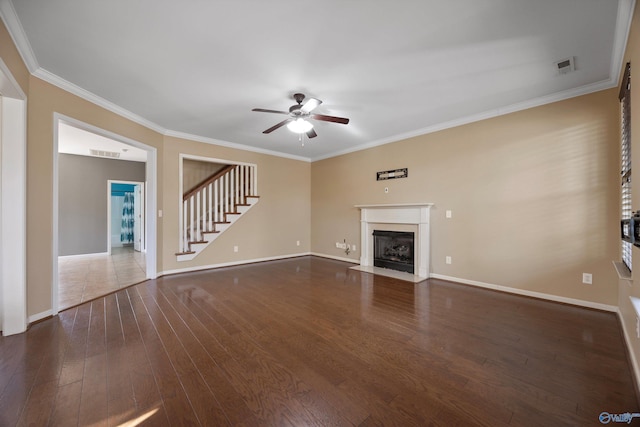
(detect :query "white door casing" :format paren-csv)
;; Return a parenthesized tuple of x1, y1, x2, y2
(0, 58, 27, 336)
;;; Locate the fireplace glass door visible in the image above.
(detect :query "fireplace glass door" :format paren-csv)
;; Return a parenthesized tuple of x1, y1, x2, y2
(372, 230, 415, 274)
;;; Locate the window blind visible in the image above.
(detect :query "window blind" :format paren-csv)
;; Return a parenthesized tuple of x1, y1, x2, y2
(621, 62, 632, 271)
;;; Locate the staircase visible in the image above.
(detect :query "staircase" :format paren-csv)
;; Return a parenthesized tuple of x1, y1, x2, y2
(176, 163, 259, 261)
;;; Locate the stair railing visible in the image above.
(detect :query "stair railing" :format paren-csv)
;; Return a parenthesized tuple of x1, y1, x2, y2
(180, 163, 257, 253)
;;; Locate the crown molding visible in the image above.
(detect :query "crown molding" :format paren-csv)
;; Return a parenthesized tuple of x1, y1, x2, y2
(611, 0, 636, 85)
(164, 129, 311, 162)
(34, 68, 167, 134)
(2, 0, 635, 164)
(37, 66, 311, 162)
(0, 0, 38, 72)
(311, 78, 618, 162)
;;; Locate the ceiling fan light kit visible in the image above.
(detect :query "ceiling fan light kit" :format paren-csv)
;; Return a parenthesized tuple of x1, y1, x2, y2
(252, 93, 350, 140)
(287, 118, 313, 133)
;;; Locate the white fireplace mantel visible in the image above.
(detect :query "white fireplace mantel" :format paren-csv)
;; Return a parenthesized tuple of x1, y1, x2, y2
(355, 203, 433, 279)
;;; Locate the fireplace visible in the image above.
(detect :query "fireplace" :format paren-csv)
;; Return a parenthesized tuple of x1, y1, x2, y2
(354, 203, 433, 280)
(373, 230, 415, 273)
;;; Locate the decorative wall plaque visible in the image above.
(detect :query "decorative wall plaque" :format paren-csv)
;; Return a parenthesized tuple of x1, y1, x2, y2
(376, 168, 408, 181)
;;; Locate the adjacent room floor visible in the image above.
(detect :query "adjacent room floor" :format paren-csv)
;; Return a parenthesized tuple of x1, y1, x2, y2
(57, 246, 146, 310)
(2, 256, 637, 426)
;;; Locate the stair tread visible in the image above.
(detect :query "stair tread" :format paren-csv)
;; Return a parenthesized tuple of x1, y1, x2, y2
(176, 251, 196, 255)
(189, 240, 209, 245)
(202, 230, 220, 234)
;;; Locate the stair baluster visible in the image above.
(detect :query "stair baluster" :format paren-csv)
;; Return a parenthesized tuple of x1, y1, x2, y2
(177, 163, 259, 260)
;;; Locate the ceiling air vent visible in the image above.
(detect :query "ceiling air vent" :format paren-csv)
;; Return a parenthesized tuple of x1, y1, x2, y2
(554, 57, 575, 75)
(89, 149, 120, 159)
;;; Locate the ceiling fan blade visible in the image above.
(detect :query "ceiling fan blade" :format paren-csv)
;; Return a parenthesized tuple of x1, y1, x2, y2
(306, 128, 317, 139)
(311, 114, 350, 125)
(252, 108, 289, 115)
(301, 98, 322, 113)
(263, 118, 292, 134)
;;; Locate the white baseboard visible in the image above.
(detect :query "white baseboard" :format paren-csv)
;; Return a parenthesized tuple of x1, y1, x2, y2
(617, 308, 640, 397)
(310, 252, 359, 264)
(429, 273, 618, 312)
(28, 309, 53, 324)
(160, 252, 312, 276)
(58, 251, 109, 259)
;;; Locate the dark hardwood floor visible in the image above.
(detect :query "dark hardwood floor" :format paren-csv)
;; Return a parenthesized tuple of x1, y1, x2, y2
(0, 256, 637, 426)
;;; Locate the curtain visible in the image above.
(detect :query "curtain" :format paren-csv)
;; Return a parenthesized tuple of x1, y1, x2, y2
(120, 192, 135, 244)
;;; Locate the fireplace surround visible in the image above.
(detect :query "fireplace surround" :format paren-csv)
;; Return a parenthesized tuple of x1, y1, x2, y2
(355, 203, 433, 279)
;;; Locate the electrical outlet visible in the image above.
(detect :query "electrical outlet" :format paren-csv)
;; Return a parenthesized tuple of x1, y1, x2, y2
(582, 273, 592, 284)
(445, 256, 452, 265)
(233, 245, 239, 253)
(336, 242, 341, 248)
(296, 240, 300, 246)
(352, 245, 357, 252)
(446, 210, 452, 218)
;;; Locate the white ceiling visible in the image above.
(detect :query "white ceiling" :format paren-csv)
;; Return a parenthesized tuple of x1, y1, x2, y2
(1, 0, 634, 161)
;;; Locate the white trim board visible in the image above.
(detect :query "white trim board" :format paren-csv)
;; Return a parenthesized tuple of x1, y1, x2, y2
(0, 57, 27, 336)
(617, 308, 640, 398)
(310, 252, 359, 264)
(28, 309, 53, 325)
(160, 252, 313, 276)
(58, 252, 109, 260)
(430, 273, 618, 312)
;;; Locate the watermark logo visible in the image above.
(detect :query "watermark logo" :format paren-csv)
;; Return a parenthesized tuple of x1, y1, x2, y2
(599, 412, 640, 424)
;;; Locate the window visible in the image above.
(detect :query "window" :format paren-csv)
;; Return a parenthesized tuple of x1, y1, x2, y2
(620, 62, 632, 271)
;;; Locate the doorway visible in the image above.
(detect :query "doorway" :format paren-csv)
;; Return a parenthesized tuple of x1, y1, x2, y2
(53, 115, 157, 313)
(108, 180, 145, 254)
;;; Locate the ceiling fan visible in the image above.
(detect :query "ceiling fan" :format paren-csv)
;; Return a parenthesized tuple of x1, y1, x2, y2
(252, 93, 350, 139)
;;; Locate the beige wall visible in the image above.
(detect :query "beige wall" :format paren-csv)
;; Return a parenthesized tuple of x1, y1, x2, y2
(27, 77, 164, 316)
(312, 88, 620, 306)
(1, 9, 636, 383)
(0, 18, 311, 318)
(0, 17, 29, 94)
(162, 136, 310, 273)
(182, 159, 226, 193)
(619, 2, 640, 382)
(25, 78, 311, 317)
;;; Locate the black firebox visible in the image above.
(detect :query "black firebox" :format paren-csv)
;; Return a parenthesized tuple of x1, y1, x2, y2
(372, 230, 415, 274)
